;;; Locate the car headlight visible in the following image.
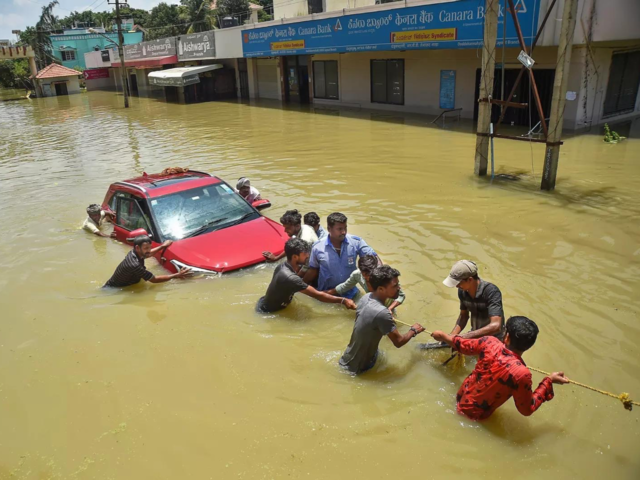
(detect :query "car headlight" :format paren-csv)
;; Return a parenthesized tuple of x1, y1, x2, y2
(170, 259, 220, 276)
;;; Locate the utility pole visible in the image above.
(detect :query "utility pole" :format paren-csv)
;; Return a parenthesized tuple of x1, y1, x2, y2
(541, 0, 578, 191)
(474, 0, 500, 176)
(111, 0, 129, 108)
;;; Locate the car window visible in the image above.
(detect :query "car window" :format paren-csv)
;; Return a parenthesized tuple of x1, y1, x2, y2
(116, 196, 151, 233)
(110, 191, 131, 211)
(151, 183, 258, 240)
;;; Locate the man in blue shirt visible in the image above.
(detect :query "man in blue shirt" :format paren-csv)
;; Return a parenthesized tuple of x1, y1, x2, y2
(303, 212, 376, 298)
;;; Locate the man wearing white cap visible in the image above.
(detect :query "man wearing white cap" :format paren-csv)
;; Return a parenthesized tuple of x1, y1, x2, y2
(235, 177, 261, 204)
(443, 260, 505, 340)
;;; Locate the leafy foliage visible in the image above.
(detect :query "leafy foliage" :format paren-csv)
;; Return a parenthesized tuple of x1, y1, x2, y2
(603, 123, 625, 144)
(216, 0, 251, 19)
(145, 3, 186, 40)
(0, 59, 31, 89)
(32, 1, 61, 70)
(180, 0, 214, 34)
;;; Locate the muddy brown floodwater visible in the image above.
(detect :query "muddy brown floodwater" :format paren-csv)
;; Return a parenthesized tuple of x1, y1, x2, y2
(1, 89, 639, 479)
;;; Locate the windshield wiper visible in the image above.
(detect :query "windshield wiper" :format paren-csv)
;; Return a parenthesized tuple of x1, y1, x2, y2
(183, 217, 228, 239)
(226, 212, 255, 228)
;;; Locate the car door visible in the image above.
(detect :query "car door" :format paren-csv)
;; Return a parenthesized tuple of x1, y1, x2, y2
(111, 192, 155, 244)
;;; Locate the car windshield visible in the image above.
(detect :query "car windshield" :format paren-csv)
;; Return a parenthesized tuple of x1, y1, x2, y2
(150, 183, 259, 240)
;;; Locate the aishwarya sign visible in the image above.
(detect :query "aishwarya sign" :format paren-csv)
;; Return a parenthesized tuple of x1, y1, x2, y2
(124, 37, 176, 60)
(242, 0, 539, 57)
(178, 31, 216, 60)
(84, 68, 110, 80)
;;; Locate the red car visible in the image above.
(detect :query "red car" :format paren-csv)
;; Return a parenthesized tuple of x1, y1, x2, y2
(101, 170, 287, 274)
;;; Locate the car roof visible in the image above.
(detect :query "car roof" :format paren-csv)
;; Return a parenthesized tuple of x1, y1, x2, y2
(115, 171, 223, 198)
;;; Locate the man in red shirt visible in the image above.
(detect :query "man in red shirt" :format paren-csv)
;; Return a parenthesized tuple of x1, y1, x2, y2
(431, 316, 569, 420)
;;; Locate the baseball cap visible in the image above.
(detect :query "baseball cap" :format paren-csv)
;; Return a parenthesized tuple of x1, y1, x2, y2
(443, 260, 478, 288)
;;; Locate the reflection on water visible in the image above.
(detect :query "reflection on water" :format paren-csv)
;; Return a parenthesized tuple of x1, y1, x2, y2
(1, 90, 639, 479)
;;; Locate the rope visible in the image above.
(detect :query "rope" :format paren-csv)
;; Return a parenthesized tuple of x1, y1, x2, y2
(528, 366, 639, 411)
(393, 318, 432, 336)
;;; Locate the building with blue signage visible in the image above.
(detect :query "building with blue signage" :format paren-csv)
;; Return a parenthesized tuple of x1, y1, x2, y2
(229, 0, 640, 131)
(51, 26, 143, 70)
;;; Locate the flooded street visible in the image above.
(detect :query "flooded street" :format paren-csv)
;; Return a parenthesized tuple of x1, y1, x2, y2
(1, 90, 639, 479)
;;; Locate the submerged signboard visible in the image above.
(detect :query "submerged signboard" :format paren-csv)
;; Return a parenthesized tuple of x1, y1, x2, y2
(242, 0, 539, 57)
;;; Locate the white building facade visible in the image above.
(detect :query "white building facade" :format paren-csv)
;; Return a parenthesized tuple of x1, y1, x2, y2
(226, 0, 640, 130)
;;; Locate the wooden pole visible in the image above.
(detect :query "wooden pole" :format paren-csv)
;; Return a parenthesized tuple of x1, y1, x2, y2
(474, 0, 500, 176)
(541, 0, 578, 191)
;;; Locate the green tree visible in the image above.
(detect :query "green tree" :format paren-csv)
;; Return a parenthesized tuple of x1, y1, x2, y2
(118, 7, 151, 31)
(216, 0, 250, 21)
(180, 0, 214, 34)
(0, 59, 31, 88)
(30, 1, 61, 70)
(257, 9, 272, 22)
(145, 2, 186, 40)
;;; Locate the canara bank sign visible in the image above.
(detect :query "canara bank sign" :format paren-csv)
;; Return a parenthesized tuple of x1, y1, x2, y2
(242, 0, 539, 57)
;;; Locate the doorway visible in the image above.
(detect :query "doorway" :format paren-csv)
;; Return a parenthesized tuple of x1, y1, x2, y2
(473, 68, 555, 127)
(129, 73, 139, 96)
(238, 58, 249, 99)
(284, 56, 310, 104)
(54, 82, 68, 96)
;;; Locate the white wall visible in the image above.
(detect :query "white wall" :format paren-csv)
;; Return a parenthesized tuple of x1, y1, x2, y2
(38, 76, 81, 97)
(274, 0, 454, 20)
(564, 45, 640, 130)
(537, 0, 640, 47)
(311, 47, 561, 117)
(84, 50, 112, 69)
(215, 28, 244, 59)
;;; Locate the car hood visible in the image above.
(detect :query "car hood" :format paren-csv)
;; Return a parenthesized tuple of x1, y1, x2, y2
(166, 216, 287, 273)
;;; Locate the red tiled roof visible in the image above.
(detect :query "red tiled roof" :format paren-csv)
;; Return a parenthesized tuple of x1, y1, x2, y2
(34, 63, 82, 79)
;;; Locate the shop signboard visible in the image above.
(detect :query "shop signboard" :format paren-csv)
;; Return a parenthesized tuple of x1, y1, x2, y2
(84, 68, 110, 80)
(178, 31, 216, 60)
(124, 37, 176, 60)
(242, 0, 539, 57)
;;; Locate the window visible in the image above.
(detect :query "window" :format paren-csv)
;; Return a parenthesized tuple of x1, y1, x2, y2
(61, 50, 76, 61)
(308, 0, 323, 14)
(371, 59, 404, 105)
(116, 196, 151, 234)
(603, 51, 640, 117)
(313, 61, 339, 100)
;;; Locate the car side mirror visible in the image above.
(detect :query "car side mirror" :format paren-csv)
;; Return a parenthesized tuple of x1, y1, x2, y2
(252, 199, 271, 211)
(126, 228, 150, 243)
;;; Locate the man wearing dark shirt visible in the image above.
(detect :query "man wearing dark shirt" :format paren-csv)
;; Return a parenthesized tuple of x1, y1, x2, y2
(105, 235, 191, 288)
(257, 238, 357, 313)
(443, 260, 505, 339)
(431, 316, 569, 420)
(340, 265, 424, 374)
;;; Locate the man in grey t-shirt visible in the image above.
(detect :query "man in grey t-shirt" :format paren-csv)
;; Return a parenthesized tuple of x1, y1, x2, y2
(442, 260, 505, 339)
(257, 238, 356, 313)
(340, 265, 425, 374)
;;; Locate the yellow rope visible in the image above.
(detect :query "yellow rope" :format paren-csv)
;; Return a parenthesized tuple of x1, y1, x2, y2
(393, 318, 432, 335)
(528, 366, 639, 411)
